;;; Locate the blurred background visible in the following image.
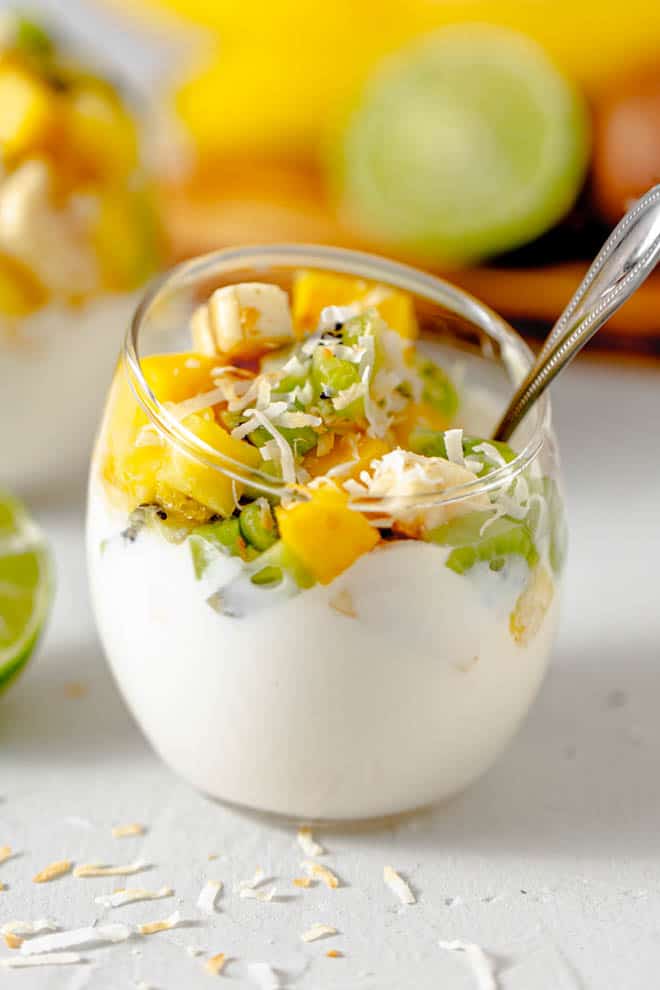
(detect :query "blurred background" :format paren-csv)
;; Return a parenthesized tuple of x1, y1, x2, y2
(8, 0, 660, 350)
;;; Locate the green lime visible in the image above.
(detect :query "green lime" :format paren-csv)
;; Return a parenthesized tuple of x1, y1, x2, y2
(0, 491, 53, 694)
(333, 25, 590, 264)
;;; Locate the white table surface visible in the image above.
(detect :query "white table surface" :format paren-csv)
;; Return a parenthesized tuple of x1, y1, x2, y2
(2, 354, 660, 990)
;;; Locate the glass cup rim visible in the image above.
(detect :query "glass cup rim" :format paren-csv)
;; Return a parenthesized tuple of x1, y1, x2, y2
(122, 243, 550, 510)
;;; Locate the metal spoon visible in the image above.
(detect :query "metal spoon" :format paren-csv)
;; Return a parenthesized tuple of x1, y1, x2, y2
(493, 184, 660, 442)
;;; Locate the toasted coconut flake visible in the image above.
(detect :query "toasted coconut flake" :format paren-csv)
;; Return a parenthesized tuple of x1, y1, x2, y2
(293, 877, 312, 889)
(4, 933, 22, 949)
(239, 867, 266, 891)
(74, 859, 149, 878)
(326, 949, 342, 958)
(33, 860, 72, 883)
(302, 861, 340, 889)
(328, 588, 357, 619)
(301, 924, 337, 943)
(94, 886, 173, 909)
(205, 951, 227, 975)
(112, 823, 145, 839)
(247, 961, 280, 988)
(438, 940, 497, 990)
(297, 827, 325, 858)
(384, 866, 415, 905)
(1, 952, 83, 968)
(240, 885, 277, 902)
(0, 846, 11, 865)
(138, 911, 181, 936)
(197, 880, 223, 914)
(2, 920, 57, 937)
(21, 923, 131, 955)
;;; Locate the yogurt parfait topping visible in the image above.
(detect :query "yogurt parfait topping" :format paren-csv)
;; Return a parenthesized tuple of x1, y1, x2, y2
(88, 265, 565, 819)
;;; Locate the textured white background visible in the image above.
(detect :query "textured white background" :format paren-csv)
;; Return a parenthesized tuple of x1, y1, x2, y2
(2, 356, 660, 990)
(2, 3, 660, 987)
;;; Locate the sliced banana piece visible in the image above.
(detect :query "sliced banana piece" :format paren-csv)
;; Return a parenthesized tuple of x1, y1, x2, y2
(509, 564, 554, 646)
(191, 282, 294, 359)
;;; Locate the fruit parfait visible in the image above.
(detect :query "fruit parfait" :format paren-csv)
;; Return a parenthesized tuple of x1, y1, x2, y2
(0, 15, 159, 493)
(88, 246, 566, 821)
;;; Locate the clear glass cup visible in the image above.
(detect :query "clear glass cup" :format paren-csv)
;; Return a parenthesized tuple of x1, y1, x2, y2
(87, 245, 565, 822)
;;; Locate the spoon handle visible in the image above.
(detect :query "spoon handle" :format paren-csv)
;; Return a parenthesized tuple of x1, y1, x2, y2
(493, 185, 660, 442)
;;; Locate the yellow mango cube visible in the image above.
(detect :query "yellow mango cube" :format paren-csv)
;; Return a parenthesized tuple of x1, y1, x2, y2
(102, 352, 258, 517)
(67, 82, 138, 180)
(392, 401, 451, 448)
(303, 435, 389, 480)
(0, 65, 54, 157)
(276, 485, 379, 585)
(158, 412, 260, 518)
(292, 270, 418, 340)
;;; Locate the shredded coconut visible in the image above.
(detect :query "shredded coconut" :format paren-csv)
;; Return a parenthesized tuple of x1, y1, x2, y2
(138, 911, 182, 936)
(438, 940, 498, 990)
(301, 924, 337, 943)
(74, 860, 150, 878)
(302, 861, 340, 889)
(328, 588, 357, 618)
(205, 952, 227, 975)
(21, 923, 132, 955)
(94, 886, 172, 909)
(444, 429, 465, 466)
(297, 827, 325, 858)
(197, 880, 223, 914)
(240, 886, 277, 902)
(111, 823, 145, 839)
(1, 953, 83, 968)
(33, 860, 72, 883)
(2, 920, 57, 937)
(383, 866, 415, 905)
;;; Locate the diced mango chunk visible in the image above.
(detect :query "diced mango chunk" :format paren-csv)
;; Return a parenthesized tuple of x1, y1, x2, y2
(392, 401, 451, 448)
(67, 82, 138, 181)
(158, 412, 261, 518)
(276, 485, 379, 585)
(0, 65, 54, 157)
(292, 270, 418, 340)
(303, 435, 389, 481)
(102, 353, 260, 518)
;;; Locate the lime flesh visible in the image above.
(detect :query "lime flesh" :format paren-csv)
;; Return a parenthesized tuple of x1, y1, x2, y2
(0, 492, 53, 694)
(336, 25, 590, 264)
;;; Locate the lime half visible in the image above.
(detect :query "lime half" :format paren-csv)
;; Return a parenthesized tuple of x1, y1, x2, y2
(0, 492, 53, 694)
(334, 25, 590, 264)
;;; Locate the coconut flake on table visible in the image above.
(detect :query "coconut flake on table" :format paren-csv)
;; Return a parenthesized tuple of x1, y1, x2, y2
(238, 867, 266, 891)
(205, 952, 227, 975)
(383, 866, 415, 905)
(197, 880, 223, 914)
(301, 924, 337, 943)
(74, 859, 150, 878)
(1, 952, 84, 968)
(1, 920, 57, 937)
(438, 939, 498, 990)
(94, 886, 173, 909)
(297, 827, 325, 858)
(111, 823, 145, 839)
(240, 885, 277, 902)
(302, 861, 340, 889)
(138, 911, 182, 936)
(20, 922, 132, 955)
(248, 961, 281, 989)
(0, 846, 13, 865)
(33, 860, 72, 883)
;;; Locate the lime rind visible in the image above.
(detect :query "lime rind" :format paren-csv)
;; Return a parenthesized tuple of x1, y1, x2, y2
(334, 25, 590, 264)
(0, 492, 53, 695)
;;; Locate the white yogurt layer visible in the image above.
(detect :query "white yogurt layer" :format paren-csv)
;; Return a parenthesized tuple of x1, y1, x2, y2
(87, 481, 559, 821)
(1, 291, 140, 494)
